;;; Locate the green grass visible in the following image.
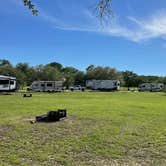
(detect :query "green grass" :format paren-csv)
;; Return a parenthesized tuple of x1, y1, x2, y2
(0, 92, 166, 165)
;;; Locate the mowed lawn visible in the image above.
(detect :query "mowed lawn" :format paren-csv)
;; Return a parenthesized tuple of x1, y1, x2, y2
(0, 92, 166, 166)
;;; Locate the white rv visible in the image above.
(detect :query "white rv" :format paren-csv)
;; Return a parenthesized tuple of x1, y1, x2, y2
(138, 83, 164, 92)
(30, 81, 63, 92)
(0, 75, 17, 92)
(86, 80, 120, 91)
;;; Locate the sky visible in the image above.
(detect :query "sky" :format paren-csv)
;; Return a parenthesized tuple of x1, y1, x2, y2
(0, 0, 166, 76)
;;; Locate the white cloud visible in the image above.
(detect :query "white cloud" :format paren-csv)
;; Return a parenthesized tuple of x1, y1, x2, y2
(8, 0, 166, 42)
(8, 0, 160, 42)
(125, 11, 166, 41)
(100, 10, 166, 42)
(39, 9, 100, 33)
(40, 8, 166, 42)
(2, 0, 166, 42)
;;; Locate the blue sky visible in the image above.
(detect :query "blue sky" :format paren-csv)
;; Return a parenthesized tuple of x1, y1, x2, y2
(0, 0, 166, 76)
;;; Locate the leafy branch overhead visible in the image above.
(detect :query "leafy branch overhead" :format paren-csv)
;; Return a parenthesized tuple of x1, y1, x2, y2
(23, 0, 38, 15)
(23, 0, 112, 19)
(96, 0, 113, 21)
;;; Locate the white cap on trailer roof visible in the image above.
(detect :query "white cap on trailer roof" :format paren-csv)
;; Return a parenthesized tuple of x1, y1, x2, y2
(0, 75, 16, 80)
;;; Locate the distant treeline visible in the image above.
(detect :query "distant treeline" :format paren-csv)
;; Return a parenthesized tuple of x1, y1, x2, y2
(0, 59, 166, 88)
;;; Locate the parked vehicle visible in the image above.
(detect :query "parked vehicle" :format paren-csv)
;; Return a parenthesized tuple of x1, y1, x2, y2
(0, 75, 17, 92)
(29, 81, 63, 92)
(69, 85, 85, 91)
(138, 83, 164, 92)
(86, 80, 120, 91)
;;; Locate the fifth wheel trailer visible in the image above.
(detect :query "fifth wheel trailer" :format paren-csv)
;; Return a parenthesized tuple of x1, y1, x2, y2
(86, 80, 120, 91)
(29, 81, 63, 92)
(0, 75, 17, 92)
(138, 83, 164, 92)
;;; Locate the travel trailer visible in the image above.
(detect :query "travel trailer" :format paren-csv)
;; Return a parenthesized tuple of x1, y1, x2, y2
(29, 81, 63, 92)
(0, 75, 17, 92)
(86, 80, 120, 91)
(138, 83, 164, 92)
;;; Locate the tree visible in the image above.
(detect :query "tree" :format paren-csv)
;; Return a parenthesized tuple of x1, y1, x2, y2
(86, 65, 95, 72)
(16, 63, 34, 86)
(62, 67, 78, 88)
(16, 63, 29, 73)
(1, 59, 166, 88)
(15, 69, 27, 88)
(0, 59, 12, 67)
(0, 65, 16, 76)
(33, 64, 63, 81)
(46, 62, 63, 71)
(43, 65, 62, 81)
(74, 71, 85, 86)
(162, 77, 166, 85)
(122, 71, 138, 89)
(86, 66, 123, 82)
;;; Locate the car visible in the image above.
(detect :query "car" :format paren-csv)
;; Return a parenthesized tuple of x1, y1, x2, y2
(69, 85, 85, 91)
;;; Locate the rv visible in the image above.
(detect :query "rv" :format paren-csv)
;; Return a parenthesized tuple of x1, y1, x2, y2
(138, 83, 164, 92)
(0, 75, 17, 92)
(86, 80, 120, 91)
(29, 81, 63, 92)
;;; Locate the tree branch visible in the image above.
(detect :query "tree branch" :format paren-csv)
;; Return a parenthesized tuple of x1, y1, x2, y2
(95, 0, 113, 23)
(23, 0, 38, 15)
(22, 0, 113, 21)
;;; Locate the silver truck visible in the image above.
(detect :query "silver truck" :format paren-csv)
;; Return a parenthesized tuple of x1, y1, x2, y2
(69, 85, 85, 91)
(86, 80, 120, 91)
(138, 83, 164, 92)
(30, 81, 63, 92)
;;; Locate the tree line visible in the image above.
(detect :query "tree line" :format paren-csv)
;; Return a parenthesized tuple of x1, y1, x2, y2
(0, 59, 166, 88)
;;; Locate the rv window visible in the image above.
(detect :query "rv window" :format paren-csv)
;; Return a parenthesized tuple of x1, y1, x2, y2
(47, 83, 53, 87)
(0, 80, 9, 85)
(10, 80, 14, 85)
(41, 84, 45, 87)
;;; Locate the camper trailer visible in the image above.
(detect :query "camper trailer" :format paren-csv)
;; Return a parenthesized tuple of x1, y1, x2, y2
(0, 75, 17, 92)
(86, 80, 120, 91)
(138, 83, 164, 92)
(30, 81, 63, 92)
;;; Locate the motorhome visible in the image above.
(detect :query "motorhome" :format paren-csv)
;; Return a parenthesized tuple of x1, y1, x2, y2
(0, 75, 17, 92)
(29, 81, 63, 92)
(138, 83, 164, 92)
(86, 80, 120, 91)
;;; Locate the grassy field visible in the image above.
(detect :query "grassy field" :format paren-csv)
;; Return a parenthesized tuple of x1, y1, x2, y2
(0, 92, 166, 166)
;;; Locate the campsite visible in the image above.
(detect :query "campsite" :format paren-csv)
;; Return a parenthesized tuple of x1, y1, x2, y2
(1, 0, 166, 165)
(0, 91, 166, 165)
